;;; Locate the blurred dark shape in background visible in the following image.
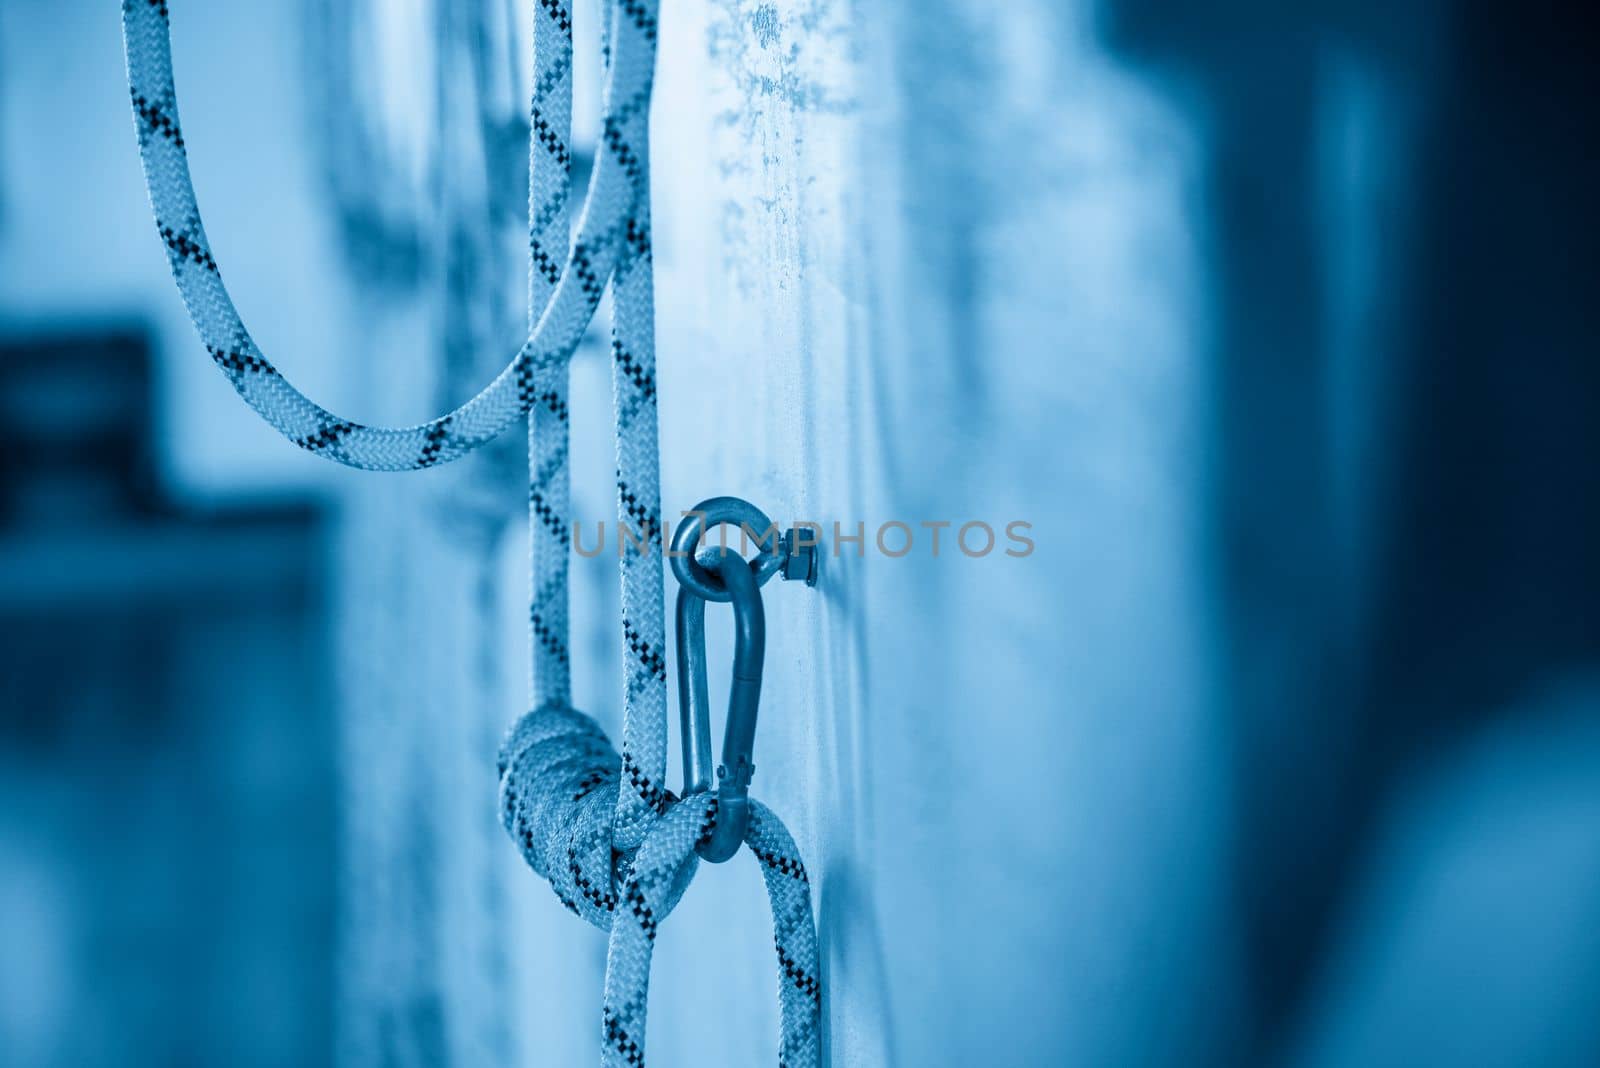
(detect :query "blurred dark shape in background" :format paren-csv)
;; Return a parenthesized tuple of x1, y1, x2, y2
(0, 328, 334, 1067)
(2, 0, 1598, 1065)
(1103, 0, 1600, 1062)
(0, 331, 160, 525)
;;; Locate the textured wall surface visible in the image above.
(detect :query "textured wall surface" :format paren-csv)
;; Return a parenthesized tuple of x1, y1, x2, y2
(0, 1, 1279, 1064)
(25, 2, 1600, 1066)
(510, 0, 1230, 1062)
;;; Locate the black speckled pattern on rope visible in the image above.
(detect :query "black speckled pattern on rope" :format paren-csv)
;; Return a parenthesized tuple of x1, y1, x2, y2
(122, 1, 821, 1063)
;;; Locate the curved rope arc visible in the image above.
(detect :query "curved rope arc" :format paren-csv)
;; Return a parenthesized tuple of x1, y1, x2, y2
(127, 1, 825, 1062)
(121, 0, 657, 470)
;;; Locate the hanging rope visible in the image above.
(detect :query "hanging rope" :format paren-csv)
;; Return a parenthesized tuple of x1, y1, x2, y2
(121, 0, 821, 1063)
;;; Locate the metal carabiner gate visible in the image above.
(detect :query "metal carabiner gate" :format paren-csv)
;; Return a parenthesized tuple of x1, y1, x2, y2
(671, 496, 817, 862)
(675, 547, 765, 862)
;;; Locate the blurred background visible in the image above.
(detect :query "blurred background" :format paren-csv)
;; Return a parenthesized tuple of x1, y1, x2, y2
(1, 1, 1597, 1066)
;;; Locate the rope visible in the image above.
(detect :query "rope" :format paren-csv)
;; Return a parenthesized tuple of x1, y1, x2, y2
(125, 0, 641, 471)
(121, 1, 822, 1063)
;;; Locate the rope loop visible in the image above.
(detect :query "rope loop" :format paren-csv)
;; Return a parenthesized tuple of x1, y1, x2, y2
(602, 797, 823, 1068)
(499, 703, 823, 1068)
(121, 0, 658, 471)
(127, 0, 824, 1061)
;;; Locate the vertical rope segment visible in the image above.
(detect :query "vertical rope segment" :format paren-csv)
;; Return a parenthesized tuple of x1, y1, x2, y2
(122, 0, 821, 1062)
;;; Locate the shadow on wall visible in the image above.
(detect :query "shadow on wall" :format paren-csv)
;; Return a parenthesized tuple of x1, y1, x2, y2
(1101, 1, 1600, 1063)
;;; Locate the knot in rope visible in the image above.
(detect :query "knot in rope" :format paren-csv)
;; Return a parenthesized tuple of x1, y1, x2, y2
(124, 0, 823, 1060)
(499, 704, 823, 1068)
(498, 701, 699, 932)
(501, 606, 833, 1068)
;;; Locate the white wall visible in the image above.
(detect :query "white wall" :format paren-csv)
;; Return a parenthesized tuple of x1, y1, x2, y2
(528, 0, 1237, 1062)
(2, 1, 1242, 1063)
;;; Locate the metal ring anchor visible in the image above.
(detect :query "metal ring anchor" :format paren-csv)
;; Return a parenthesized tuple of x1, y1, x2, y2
(676, 546, 765, 862)
(671, 496, 786, 603)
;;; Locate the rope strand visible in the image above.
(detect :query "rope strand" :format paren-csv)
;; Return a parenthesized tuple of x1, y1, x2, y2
(122, 1, 821, 1062)
(123, 0, 650, 471)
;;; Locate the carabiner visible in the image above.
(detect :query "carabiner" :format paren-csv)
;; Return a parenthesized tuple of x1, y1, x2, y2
(675, 546, 765, 863)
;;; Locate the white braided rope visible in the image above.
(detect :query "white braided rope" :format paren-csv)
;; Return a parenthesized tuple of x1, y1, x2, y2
(124, 0, 646, 471)
(602, 797, 824, 1068)
(499, 710, 823, 1068)
(123, 1, 821, 1062)
(528, 0, 578, 712)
